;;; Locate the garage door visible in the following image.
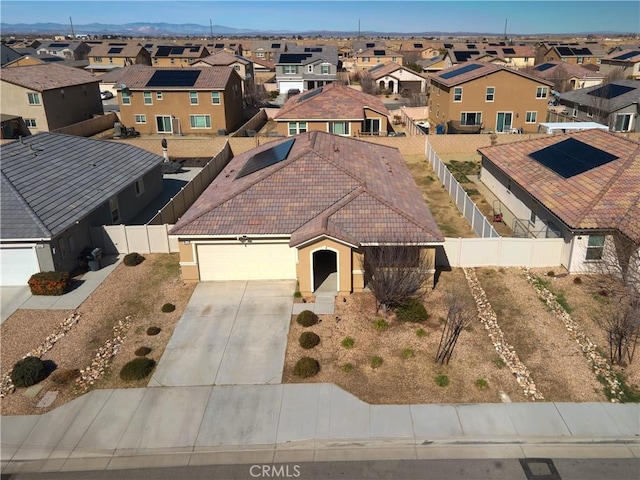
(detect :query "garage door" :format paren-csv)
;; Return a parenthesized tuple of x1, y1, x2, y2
(197, 243, 297, 281)
(278, 81, 304, 94)
(0, 246, 40, 286)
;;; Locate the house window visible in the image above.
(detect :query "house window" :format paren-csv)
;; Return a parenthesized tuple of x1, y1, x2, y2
(143, 91, 152, 105)
(485, 87, 495, 102)
(460, 112, 482, 126)
(189, 91, 198, 105)
(284, 65, 298, 74)
(321, 64, 330, 74)
(156, 91, 163, 100)
(525, 111, 537, 123)
(613, 113, 633, 132)
(392, 57, 397, 62)
(308, 65, 314, 73)
(27, 92, 40, 105)
(153, 58, 158, 64)
(109, 57, 113, 64)
(453, 87, 462, 102)
(135, 178, 145, 196)
(587, 109, 593, 118)
(121, 91, 131, 105)
(190, 115, 211, 129)
(376, 57, 381, 63)
(586, 235, 605, 260)
(211, 91, 221, 104)
(135, 114, 146, 124)
(577, 57, 584, 64)
(363, 57, 370, 62)
(328, 121, 350, 135)
(364, 118, 381, 133)
(156, 116, 172, 133)
(93, 56, 102, 62)
(572, 108, 578, 118)
(536, 86, 548, 99)
(256, 52, 265, 58)
(288, 121, 307, 136)
(234, 65, 241, 71)
(596, 58, 601, 64)
(170, 58, 175, 64)
(25, 118, 37, 128)
(109, 198, 120, 224)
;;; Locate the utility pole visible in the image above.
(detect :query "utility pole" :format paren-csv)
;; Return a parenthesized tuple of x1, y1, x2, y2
(503, 18, 508, 41)
(209, 19, 214, 43)
(358, 19, 360, 41)
(70, 16, 75, 38)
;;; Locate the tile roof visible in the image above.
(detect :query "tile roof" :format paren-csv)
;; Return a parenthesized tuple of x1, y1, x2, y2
(170, 131, 443, 246)
(152, 44, 208, 58)
(558, 79, 640, 113)
(430, 61, 554, 88)
(531, 61, 605, 80)
(478, 130, 640, 243)
(196, 51, 250, 66)
(114, 65, 234, 90)
(274, 82, 389, 121)
(1, 133, 163, 240)
(88, 42, 146, 58)
(354, 48, 403, 58)
(0, 63, 99, 91)
(276, 46, 339, 66)
(602, 49, 640, 63)
(251, 58, 275, 70)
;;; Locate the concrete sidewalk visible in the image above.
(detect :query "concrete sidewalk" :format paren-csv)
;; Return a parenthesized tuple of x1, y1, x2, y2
(2, 384, 639, 474)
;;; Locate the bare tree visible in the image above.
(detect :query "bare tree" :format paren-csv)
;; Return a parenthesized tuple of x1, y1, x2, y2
(359, 70, 377, 95)
(435, 287, 476, 365)
(604, 67, 626, 84)
(361, 245, 434, 313)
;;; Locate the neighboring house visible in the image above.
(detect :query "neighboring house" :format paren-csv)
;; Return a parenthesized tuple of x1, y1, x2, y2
(428, 62, 554, 133)
(478, 130, 640, 273)
(1, 44, 21, 66)
(528, 61, 605, 92)
(86, 42, 152, 73)
(417, 54, 451, 74)
(36, 41, 90, 60)
(599, 49, 640, 81)
(3, 53, 89, 69)
(273, 82, 390, 137)
(0, 114, 29, 139)
(250, 57, 276, 84)
(169, 131, 444, 294)
(368, 62, 428, 94)
(191, 51, 255, 94)
(540, 43, 607, 67)
(353, 48, 404, 70)
(249, 41, 293, 62)
(151, 44, 209, 67)
(482, 45, 535, 69)
(275, 46, 339, 93)
(443, 48, 482, 66)
(556, 80, 640, 132)
(206, 41, 243, 56)
(115, 65, 244, 135)
(0, 63, 103, 132)
(399, 42, 440, 61)
(0, 133, 163, 285)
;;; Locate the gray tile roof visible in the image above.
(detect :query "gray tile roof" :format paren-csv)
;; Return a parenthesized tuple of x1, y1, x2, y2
(558, 79, 640, 113)
(1, 133, 163, 240)
(0, 63, 99, 91)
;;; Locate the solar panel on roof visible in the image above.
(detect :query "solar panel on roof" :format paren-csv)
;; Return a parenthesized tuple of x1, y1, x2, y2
(414, 43, 423, 48)
(109, 42, 127, 46)
(440, 63, 483, 79)
(366, 43, 375, 48)
(556, 46, 574, 56)
(486, 50, 498, 55)
(108, 47, 123, 54)
(215, 43, 224, 48)
(453, 51, 478, 62)
(467, 44, 476, 49)
(170, 47, 185, 55)
(503, 48, 516, 54)
(373, 49, 386, 55)
(535, 63, 555, 71)
(572, 47, 592, 55)
(587, 84, 635, 99)
(529, 138, 618, 179)
(49, 43, 69, 48)
(144, 43, 154, 48)
(236, 139, 295, 179)
(190, 47, 200, 52)
(499, 42, 506, 46)
(613, 51, 640, 60)
(155, 46, 172, 57)
(146, 70, 201, 87)
(297, 87, 323, 103)
(304, 47, 322, 52)
(444, 43, 454, 49)
(279, 53, 311, 63)
(271, 43, 281, 49)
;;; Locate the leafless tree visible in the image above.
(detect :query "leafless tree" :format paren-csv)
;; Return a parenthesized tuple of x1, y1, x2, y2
(435, 287, 476, 365)
(361, 245, 434, 313)
(359, 70, 377, 95)
(604, 67, 626, 84)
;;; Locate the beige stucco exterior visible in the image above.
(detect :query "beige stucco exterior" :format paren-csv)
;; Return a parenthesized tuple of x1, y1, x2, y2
(276, 107, 390, 137)
(88, 49, 151, 69)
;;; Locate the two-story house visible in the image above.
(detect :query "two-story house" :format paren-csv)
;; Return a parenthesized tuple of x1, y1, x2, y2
(1, 44, 22, 66)
(115, 65, 244, 135)
(35, 41, 90, 61)
(86, 42, 152, 73)
(599, 49, 640, 81)
(428, 62, 554, 133)
(482, 45, 535, 69)
(248, 41, 293, 62)
(528, 61, 604, 92)
(540, 43, 607, 67)
(191, 51, 255, 95)
(353, 48, 403, 71)
(206, 41, 243, 56)
(0, 63, 103, 132)
(275, 46, 339, 93)
(151, 44, 210, 67)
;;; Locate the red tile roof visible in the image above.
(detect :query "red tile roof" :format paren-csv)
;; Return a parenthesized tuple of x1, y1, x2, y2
(0, 63, 99, 91)
(114, 65, 233, 90)
(170, 131, 443, 246)
(479, 130, 640, 242)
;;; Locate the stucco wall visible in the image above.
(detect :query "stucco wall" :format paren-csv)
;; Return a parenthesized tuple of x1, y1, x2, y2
(297, 238, 353, 295)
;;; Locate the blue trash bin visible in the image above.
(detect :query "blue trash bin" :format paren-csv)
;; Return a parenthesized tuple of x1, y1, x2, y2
(436, 123, 445, 135)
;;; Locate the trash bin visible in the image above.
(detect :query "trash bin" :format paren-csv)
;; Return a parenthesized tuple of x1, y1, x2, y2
(88, 248, 103, 271)
(436, 123, 445, 135)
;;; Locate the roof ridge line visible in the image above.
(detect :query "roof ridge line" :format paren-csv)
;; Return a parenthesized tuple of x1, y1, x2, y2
(0, 170, 52, 238)
(358, 189, 437, 236)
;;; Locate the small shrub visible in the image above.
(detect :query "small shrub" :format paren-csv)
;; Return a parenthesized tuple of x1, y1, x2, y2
(161, 303, 175, 313)
(342, 363, 353, 373)
(28, 271, 71, 296)
(370, 356, 384, 368)
(416, 328, 427, 338)
(599, 289, 609, 297)
(555, 291, 573, 313)
(294, 291, 303, 299)
(573, 276, 582, 285)
(119, 357, 156, 381)
(294, 357, 320, 378)
(135, 346, 152, 356)
(396, 298, 429, 323)
(296, 310, 319, 327)
(299, 331, 321, 349)
(547, 270, 555, 277)
(401, 348, 415, 359)
(475, 378, 489, 389)
(146, 326, 161, 336)
(494, 358, 506, 369)
(123, 252, 145, 267)
(373, 318, 389, 332)
(50, 368, 80, 385)
(435, 374, 450, 387)
(10, 357, 47, 388)
(341, 336, 355, 349)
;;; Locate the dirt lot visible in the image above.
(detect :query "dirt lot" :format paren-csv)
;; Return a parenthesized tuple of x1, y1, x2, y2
(1, 254, 195, 416)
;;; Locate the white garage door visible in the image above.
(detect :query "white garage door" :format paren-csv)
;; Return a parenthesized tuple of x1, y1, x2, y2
(197, 243, 297, 281)
(278, 81, 304, 94)
(0, 246, 40, 286)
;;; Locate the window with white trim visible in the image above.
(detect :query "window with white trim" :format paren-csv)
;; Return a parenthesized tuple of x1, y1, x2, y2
(586, 235, 605, 260)
(143, 91, 152, 105)
(156, 91, 163, 100)
(525, 111, 537, 123)
(307, 65, 313, 73)
(460, 112, 482, 126)
(25, 118, 37, 128)
(234, 65, 241, 71)
(27, 92, 40, 105)
(135, 114, 146, 124)
(93, 56, 102, 62)
(328, 121, 350, 135)
(135, 178, 145, 196)
(535, 86, 548, 99)
(211, 91, 221, 104)
(189, 91, 198, 105)
(485, 87, 495, 102)
(121, 91, 131, 105)
(189, 115, 211, 129)
(288, 122, 307, 136)
(321, 64, 330, 74)
(363, 57, 370, 62)
(284, 65, 298, 74)
(256, 52, 265, 58)
(613, 113, 633, 132)
(453, 87, 462, 102)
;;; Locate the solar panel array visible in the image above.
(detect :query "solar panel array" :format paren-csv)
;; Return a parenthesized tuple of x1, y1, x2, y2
(413, 43, 423, 48)
(467, 44, 476, 49)
(486, 50, 498, 55)
(297, 87, 323, 103)
(108, 47, 123, 54)
(236, 139, 295, 179)
(587, 84, 635, 99)
(146, 70, 201, 87)
(279, 53, 312, 64)
(304, 47, 322, 53)
(556, 46, 593, 56)
(109, 42, 128, 46)
(190, 47, 200, 52)
(529, 138, 618, 179)
(271, 43, 281, 49)
(440, 63, 483, 79)
(366, 43, 375, 48)
(535, 63, 555, 71)
(49, 43, 69, 48)
(613, 51, 640, 60)
(503, 48, 516, 54)
(453, 51, 478, 62)
(444, 43, 454, 49)
(214, 43, 224, 48)
(373, 50, 386, 55)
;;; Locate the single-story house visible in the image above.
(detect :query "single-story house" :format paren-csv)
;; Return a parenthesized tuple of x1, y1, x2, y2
(479, 129, 640, 274)
(0, 133, 164, 285)
(169, 131, 444, 295)
(368, 62, 429, 94)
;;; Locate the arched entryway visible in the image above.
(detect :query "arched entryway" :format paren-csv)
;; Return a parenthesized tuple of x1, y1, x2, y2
(379, 80, 385, 90)
(312, 249, 337, 292)
(388, 80, 395, 92)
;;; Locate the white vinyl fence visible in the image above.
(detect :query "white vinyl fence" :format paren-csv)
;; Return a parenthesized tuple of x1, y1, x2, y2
(90, 224, 179, 255)
(425, 141, 499, 238)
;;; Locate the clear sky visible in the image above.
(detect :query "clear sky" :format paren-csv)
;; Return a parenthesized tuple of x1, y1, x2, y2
(1, 1, 638, 35)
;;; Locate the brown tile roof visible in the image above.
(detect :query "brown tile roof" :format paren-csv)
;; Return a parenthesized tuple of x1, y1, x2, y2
(251, 58, 275, 70)
(114, 65, 233, 90)
(88, 42, 146, 58)
(603, 49, 640, 63)
(170, 131, 443, 246)
(478, 130, 640, 242)
(195, 51, 249, 66)
(354, 48, 403, 58)
(430, 61, 554, 88)
(274, 82, 389, 121)
(0, 63, 99, 91)
(531, 61, 605, 80)
(368, 62, 427, 81)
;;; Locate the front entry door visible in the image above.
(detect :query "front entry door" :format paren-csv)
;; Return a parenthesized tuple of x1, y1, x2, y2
(156, 116, 173, 134)
(496, 112, 513, 133)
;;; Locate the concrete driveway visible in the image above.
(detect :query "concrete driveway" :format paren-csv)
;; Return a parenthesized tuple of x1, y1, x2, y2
(149, 280, 296, 387)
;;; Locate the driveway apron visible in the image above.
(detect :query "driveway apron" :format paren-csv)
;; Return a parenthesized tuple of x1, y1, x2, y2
(149, 280, 296, 387)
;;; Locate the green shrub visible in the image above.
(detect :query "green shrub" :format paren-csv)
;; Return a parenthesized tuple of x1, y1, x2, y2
(135, 346, 152, 356)
(370, 356, 384, 368)
(396, 298, 429, 323)
(161, 303, 175, 313)
(50, 368, 80, 385)
(146, 326, 161, 336)
(475, 378, 489, 389)
(494, 358, 506, 369)
(547, 270, 555, 277)
(416, 328, 427, 338)
(401, 348, 415, 359)
(342, 363, 353, 373)
(28, 271, 71, 296)
(119, 357, 156, 381)
(294, 357, 320, 378)
(373, 318, 389, 331)
(10, 356, 47, 388)
(341, 336, 355, 349)
(435, 374, 450, 387)
(294, 291, 303, 299)
(573, 276, 582, 285)
(123, 252, 145, 267)
(296, 310, 319, 327)
(299, 331, 321, 349)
